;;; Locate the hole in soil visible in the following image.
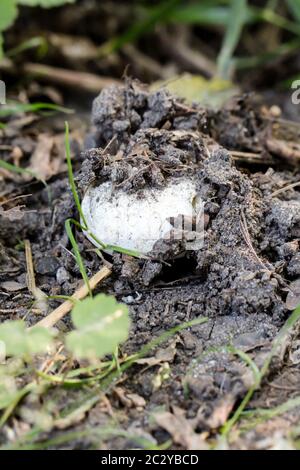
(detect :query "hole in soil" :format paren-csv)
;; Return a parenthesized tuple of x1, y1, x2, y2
(158, 255, 199, 283)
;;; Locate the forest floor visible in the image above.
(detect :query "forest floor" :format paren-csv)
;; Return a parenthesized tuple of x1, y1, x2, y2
(1, 1, 300, 450)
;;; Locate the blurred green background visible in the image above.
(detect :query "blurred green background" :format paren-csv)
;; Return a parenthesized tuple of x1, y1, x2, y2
(1, 0, 300, 105)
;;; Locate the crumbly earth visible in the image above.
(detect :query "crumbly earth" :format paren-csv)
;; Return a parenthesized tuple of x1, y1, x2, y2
(1, 81, 300, 449)
(81, 82, 299, 333)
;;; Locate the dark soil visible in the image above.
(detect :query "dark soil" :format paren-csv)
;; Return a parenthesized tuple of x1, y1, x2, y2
(83, 82, 299, 328)
(1, 81, 300, 449)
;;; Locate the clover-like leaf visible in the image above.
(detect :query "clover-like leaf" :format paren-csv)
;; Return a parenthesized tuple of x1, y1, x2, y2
(0, 376, 18, 409)
(66, 294, 130, 360)
(0, 0, 18, 58)
(0, 0, 18, 32)
(0, 320, 55, 357)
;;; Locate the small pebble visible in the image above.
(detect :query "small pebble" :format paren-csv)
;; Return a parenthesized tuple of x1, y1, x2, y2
(35, 256, 60, 276)
(56, 267, 70, 285)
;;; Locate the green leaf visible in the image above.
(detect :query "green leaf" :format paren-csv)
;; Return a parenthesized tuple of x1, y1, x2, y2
(152, 74, 239, 110)
(66, 294, 130, 360)
(0, 101, 73, 118)
(17, 0, 76, 7)
(168, 3, 258, 26)
(65, 218, 91, 294)
(99, 0, 180, 55)
(286, 0, 300, 22)
(168, 5, 231, 26)
(217, 0, 248, 79)
(0, 377, 18, 409)
(0, 0, 18, 58)
(0, 33, 4, 60)
(0, 0, 76, 58)
(0, 0, 18, 33)
(0, 320, 55, 357)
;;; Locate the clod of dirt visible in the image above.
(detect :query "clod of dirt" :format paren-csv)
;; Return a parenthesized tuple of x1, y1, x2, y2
(79, 81, 300, 330)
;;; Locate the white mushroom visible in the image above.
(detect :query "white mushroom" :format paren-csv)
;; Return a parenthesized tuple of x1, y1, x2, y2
(81, 177, 204, 254)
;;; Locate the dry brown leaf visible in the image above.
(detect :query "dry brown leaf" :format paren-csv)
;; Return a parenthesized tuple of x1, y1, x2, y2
(114, 387, 146, 409)
(0, 205, 25, 221)
(154, 406, 208, 450)
(135, 341, 178, 368)
(0, 281, 26, 292)
(48, 33, 99, 61)
(29, 134, 60, 180)
(125, 393, 146, 409)
(54, 395, 102, 430)
(10, 115, 38, 130)
(203, 396, 235, 429)
(135, 357, 164, 367)
(266, 138, 300, 164)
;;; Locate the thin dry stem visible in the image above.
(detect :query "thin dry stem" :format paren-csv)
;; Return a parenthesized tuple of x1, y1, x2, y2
(25, 239, 36, 294)
(271, 181, 300, 197)
(33, 266, 111, 329)
(239, 210, 271, 272)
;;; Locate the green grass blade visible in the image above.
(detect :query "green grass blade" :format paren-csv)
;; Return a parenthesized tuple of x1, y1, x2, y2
(0, 102, 74, 118)
(257, 7, 300, 35)
(64, 121, 88, 229)
(100, 316, 208, 390)
(65, 218, 91, 296)
(6, 36, 48, 58)
(65, 124, 146, 259)
(0, 159, 51, 203)
(0, 426, 154, 451)
(242, 395, 300, 421)
(286, 0, 300, 22)
(222, 304, 300, 437)
(129, 316, 208, 365)
(98, 0, 181, 56)
(234, 38, 300, 69)
(0, 159, 41, 180)
(227, 346, 261, 384)
(260, 304, 300, 379)
(217, 0, 248, 79)
(105, 243, 147, 259)
(168, 5, 231, 26)
(0, 382, 36, 428)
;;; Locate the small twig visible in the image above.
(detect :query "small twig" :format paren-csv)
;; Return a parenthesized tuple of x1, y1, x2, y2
(24, 239, 36, 294)
(0, 59, 121, 93)
(0, 308, 22, 314)
(266, 137, 300, 164)
(271, 181, 300, 197)
(58, 243, 77, 261)
(123, 43, 166, 79)
(239, 210, 271, 272)
(115, 164, 152, 188)
(23, 63, 121, 93)
(267, 381, 298, 392)
(230, 150, 274, 165)
(40, 344, 65, 374)
(240, 210, 292, 290)
(33, 266, 111, 329)
(25, 240, 48, 316)
(0, 194, 32, 206)
(158, 28, 216, 78)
